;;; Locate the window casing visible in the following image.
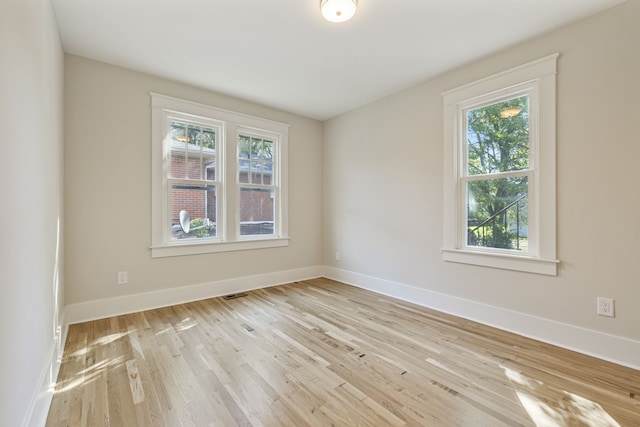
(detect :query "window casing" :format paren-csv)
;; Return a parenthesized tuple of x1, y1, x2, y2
(442, 54, 558, 275)
(151, 93, 289, 258)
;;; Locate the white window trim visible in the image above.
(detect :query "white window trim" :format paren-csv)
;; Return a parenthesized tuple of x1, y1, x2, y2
(441, 54, 559, 275)
(150, 93, 289, 258)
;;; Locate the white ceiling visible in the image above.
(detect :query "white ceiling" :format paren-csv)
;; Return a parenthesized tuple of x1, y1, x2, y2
(52, 0, 625, 121)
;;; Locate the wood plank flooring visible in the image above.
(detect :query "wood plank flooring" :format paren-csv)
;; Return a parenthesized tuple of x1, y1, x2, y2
(46, 278, 640, 426)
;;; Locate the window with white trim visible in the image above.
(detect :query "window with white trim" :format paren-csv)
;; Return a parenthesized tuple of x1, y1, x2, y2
(442, 54, 558, 275)
(151, 94, 289, 258)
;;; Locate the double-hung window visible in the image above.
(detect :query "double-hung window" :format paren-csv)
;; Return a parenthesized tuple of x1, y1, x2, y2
(151, 94, 289, 258)
(442, 55, 558, 275)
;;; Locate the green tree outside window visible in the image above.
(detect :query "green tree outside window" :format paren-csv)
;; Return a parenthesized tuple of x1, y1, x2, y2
(466, 96, 529, 251)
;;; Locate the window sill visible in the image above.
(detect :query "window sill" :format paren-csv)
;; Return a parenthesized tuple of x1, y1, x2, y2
(441, 248, 558, 276)
(151, 237, 289, 258)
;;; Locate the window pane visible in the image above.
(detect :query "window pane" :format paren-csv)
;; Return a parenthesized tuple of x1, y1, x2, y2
(169, 121, 217, 181)
(250, 137, 262, 160)
(239, 187, 274, 236)
(194, 126, 217, 181)
(467, 96, 529, 175)
(466, 176, 528, 251)
(238, 135, 276, 185)
(170, 184, 217, 239)
(261, 140, 274, 185)
(263, 140, 273, 161)
(238, 135, 250, 184)
(169, 121, 188, 179)
(206, 164, 216, 181)
(263, 162, 273, 184)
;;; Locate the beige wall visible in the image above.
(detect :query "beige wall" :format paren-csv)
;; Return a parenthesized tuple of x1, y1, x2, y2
(324, 0, 640, 343)
(0, 0, 65, 425)
(64, 55, 323, 305)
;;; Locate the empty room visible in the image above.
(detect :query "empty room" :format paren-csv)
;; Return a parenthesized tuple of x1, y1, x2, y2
(2, 0, 639, 426)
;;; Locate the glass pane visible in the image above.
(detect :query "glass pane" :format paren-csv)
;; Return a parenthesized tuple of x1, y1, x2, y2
(261, 140, 274, 184)
(467, 95, 529, 175)
(263, 140, 273, 161)
(238, 135, 276, 185)
(252, 171, 262, 185)
(205, 164, 216, 181)
(263, 162, 273, 185)
(201, 127, 216, 150)
(170, 121, 188, 143)
(170, 121, 217, 181)
(238, 162, 250, 183)
(170, 184, 217, 240)
(251, 137, 262, 160)
(239, 135, 250, 157)
(169, 121, 187, 179)
(466, 176, 528, 251)
(239, 187, 275, 236)
(238, 135, 250, 184)
(187, 128, 201, 180)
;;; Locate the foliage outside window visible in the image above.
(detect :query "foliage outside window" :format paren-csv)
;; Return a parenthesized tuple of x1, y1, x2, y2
(151, 94, 289, 258)
(465, 95, 530, 252)
(442, 55, 558, 275)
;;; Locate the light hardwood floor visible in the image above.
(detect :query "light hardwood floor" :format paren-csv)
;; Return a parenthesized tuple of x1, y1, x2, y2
(46, 278, 640, 426)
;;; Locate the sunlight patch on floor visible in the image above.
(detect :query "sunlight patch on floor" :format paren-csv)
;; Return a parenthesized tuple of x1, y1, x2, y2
(176, 317, 198, 331)
(92, 331, 130, 346)
(503, 366, 620, 427)
(53, 331, 132, 394)
(53, 355, 126, 394)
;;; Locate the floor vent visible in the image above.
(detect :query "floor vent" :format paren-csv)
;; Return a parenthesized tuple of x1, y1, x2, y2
(223, 292, 248, 300)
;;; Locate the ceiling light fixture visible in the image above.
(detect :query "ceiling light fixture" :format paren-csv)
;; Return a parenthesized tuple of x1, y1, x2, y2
(321, 0, 357, 23)
(499, 107, 522, 118)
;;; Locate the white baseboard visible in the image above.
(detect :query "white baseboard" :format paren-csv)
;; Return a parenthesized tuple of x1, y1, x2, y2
(65, 266, 323, 326)
(323, 266, 640, 371)
(23, 323, 64, 427)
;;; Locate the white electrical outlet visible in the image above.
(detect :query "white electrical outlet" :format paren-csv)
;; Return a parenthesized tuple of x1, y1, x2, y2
(597, 297, 614, 317)
(117, 271, 128, 285)
(335, 251, 341, 261)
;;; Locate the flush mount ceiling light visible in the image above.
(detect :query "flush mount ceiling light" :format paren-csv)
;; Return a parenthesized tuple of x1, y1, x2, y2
(499, 107, 522, 118)
(321, 0, 357, 23)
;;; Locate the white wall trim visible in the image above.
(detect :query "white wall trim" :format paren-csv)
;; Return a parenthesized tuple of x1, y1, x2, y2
(22, 337, 62, 427)
(323, 266, 640, 371)
(65, 266, 323, 325)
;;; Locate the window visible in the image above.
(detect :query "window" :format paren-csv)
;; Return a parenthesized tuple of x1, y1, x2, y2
(442, 54, 558, 275)
(168, 118, 221, 241)
(238, 133, 276, 237)
(465, 93, 531, 252)
(151, 94, 289, 257)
